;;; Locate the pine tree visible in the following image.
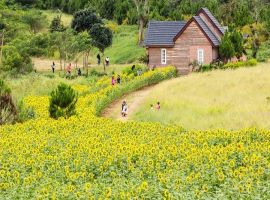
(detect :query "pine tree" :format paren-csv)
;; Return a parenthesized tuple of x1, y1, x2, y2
(219, 32, 235, 63)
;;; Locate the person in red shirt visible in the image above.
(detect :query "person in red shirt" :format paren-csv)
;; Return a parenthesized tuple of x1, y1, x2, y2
(156, 102, 161, 110)
(111, 76, 115, 86)
(67, 63, 72, 75)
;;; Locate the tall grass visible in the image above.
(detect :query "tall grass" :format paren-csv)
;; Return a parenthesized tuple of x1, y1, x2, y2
(5, 72, 90, 103)
(130, 62, 270, 130)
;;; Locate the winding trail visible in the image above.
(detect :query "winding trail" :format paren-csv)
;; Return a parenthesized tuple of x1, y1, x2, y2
(102, 86, 154, 121)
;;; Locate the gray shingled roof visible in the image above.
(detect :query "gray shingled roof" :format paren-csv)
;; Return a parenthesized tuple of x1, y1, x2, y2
(144, 21, 186, 47)
(193, 16, 220, 46)
(202, 8, 225, 34)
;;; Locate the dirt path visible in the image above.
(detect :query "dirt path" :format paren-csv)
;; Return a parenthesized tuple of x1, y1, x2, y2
(102, 86, 154, 121)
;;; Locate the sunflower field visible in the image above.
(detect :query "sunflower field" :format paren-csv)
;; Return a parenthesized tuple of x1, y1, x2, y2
(1, 67, 270, 199)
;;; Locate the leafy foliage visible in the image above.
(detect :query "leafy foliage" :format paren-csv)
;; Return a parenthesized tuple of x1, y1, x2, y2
(49, 83, 78, 119)
(49, 15, 65, 32)
(71, 8, 102, 32)
(90, 23, 113, 53)
(219, 32, 235, 62)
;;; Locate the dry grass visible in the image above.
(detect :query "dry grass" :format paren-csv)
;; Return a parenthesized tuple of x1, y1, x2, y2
(129, 62, 270, 130)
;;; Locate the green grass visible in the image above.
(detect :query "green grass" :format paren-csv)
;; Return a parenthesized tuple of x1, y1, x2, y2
(128, 62, 270, 130)
(42, 10, 73, 27)
(5, 72, 90, 103)
(104, 25, 146, 64)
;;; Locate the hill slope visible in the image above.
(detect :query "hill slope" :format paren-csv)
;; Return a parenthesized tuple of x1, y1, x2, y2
(106, 62, 270, 130)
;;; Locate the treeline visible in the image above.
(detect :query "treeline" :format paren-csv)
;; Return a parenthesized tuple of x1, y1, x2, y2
(9, 0, 270, 27)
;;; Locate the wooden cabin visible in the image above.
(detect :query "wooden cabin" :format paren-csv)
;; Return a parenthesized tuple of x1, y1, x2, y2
(144, 8, 225, 74)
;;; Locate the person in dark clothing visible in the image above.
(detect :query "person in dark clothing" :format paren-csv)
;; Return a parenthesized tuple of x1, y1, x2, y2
(131, 65, 135, 71)
(51, 62, 56, 73)
(117, 75, 121, 84)
(97, 54, 101, 65)
(78, 68, 82, 76)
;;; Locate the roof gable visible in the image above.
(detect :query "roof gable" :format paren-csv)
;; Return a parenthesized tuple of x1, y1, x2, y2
(196, 8, 225, 35)
(173, 16, 220, 47)
(144, 21, 186, 47)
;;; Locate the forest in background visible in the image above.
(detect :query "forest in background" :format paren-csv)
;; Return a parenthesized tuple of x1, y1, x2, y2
(7, 0, 270, 28)
(1, 0, 270, 76)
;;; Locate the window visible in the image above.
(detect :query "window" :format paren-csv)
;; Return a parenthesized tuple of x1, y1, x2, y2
(161, 49, 167, 64)
(197, 49, 204, 65)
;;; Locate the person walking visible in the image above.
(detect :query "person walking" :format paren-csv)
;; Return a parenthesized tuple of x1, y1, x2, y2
(51, 62, 56, 73)
(121, 101, 128, 117)
(77, 68, 82, 76)
(105, 57, 110, 66)
(117, 75, 121, 84)
(111, 76, 115, 86)
(97, 54, 101, 65)
(67, 63, 72, 75)
(156, 102, 161, 110)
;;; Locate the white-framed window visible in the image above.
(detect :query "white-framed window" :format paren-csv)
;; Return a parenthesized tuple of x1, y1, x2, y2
(197, 49, 204, 65)
(161, 49, 167, 64)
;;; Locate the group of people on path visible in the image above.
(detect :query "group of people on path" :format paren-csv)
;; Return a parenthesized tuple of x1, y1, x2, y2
(111, 75, 121, 86)
(150, 102, 161, 111)
(50, 53, 110, 75)
(51, 62, 82, 76)
(97, 54, 110, 66)
(120, 101, 161, 118)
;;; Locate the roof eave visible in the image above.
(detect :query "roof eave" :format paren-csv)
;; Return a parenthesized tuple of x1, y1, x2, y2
(145, 44, 174, 48)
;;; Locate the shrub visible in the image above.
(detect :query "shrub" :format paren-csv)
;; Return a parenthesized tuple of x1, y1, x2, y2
(138, 53, 149, 64)
(247, 59, 258, 66)
(49, 83, 78, 119)
(122, 65, 144, 76)
(1, 46, 23, 71)
(0, 79, 17, 125)
(1, 45, 33, 73)
(223, 59, 258, 69)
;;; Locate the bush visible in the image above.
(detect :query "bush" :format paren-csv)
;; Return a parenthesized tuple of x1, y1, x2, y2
(247, 59, 258, 66)
(0, 79, 17, 125)
(122, 65, 144, 76)
(49, 83, 78, 119)
(138, 53, 149, 64)
(223, 59, 258, 69)
(1, 45, 33, 73)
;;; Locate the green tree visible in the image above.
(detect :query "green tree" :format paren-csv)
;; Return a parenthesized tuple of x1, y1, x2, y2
(0, 79, 17, 125)
(22, 10, 47, 33)
(230, 30, 244, 59)
(49, 15, 65, 32)
(132, 0, 149, 45)
(71, 8, 102, 33)
(1, 45, 23, 71)
(90, 23, 113, 72)
(219, 32, 235, 62)
(49, 29, 79, 70)
(49, 83, 78, 119)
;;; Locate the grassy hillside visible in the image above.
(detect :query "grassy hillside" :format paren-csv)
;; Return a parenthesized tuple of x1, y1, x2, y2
(40, 10, 145, 65)
(125, 62, 270, 130)
(104, 25, 145, 64)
